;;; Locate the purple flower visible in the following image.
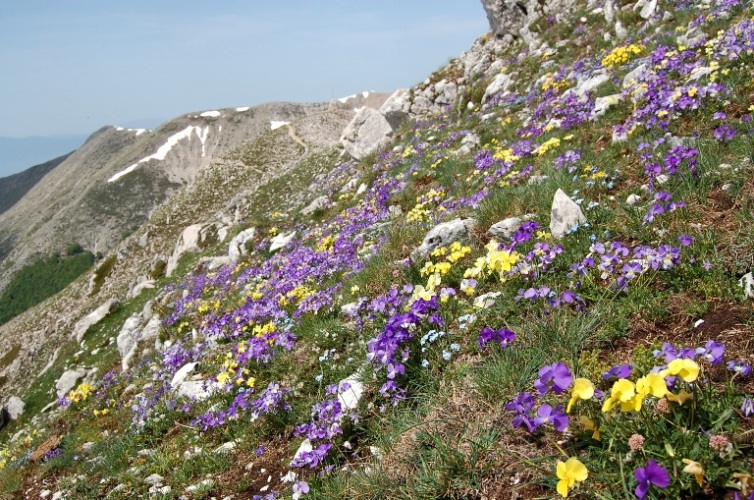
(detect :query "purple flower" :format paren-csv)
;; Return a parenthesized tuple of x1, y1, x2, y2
(534, 362, 572, 395)
(696, 340, 725, 365)
(505, 392, 536, 431)
(678, 234, 693, 246)
(292, 481, 310, 499)
(477, 327, 515, 350)
(602, 364, 632, 381)
(742, 398, 754, 417)
(713, 124, 737, 143)
(728, 360, 752, 377)
(634, 460, 670, 499)
(532, 404, 569, 432)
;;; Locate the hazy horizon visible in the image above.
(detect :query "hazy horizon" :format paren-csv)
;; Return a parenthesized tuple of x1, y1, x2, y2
(0, 1, 487, 139)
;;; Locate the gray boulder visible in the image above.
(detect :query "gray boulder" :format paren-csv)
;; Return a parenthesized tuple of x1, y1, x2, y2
(228, 227, 256, 262)
(195, 256, 231, 274)
(56, 368, 88, 398)
(550, 189, 587, 238)
(379, 89, 411, 130)
(480, 0, 532, 39)
(301, 196, 329, 216)
(413, 218, 477, 260)
(117, 309, 160, 371)
(71, 299, 120, 343)
(5, 396, 24, 420)
(166, 224, 203, 276)
(592, 94, 622, 119)
(340, 107, 393, 160)
(127, 277, 155, 300)
(269, 231, 296, 253)
(117, 314, 143, 370)
(483, 73, 513, 103)
(488, 214, 536, 239)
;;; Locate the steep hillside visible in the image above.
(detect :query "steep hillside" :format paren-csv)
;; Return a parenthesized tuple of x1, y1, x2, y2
(0, 98, 384, 293)
(3, 0, 754, 499)
(0, 152, 72, 216)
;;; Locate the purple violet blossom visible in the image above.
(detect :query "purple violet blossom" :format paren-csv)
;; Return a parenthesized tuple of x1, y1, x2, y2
(477, 327, 515, 350)
(534, 362, 573, 395)
(634, 460, 670, 499)
(603, 364, 632, 381)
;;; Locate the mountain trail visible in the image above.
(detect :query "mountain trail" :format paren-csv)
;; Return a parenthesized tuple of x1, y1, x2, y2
(287, 123, 308, 154)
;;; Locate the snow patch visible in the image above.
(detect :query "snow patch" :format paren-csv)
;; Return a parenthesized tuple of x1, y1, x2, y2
(361, 91, 370, 98)
(270, 120, 289, 130)
(235, 106, 250, 112)
(337, 93, 356, 103)
(197, 126, 209, 157)
(114, 126, 148, 136)
(107, 125, 210, 183)
(200, 110, 221, 118)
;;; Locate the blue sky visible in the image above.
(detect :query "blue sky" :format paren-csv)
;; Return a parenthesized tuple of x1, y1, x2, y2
(0, 1, 487, 138)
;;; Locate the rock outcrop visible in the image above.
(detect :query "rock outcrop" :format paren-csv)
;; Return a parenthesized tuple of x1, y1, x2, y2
(340, 107, 394, 160)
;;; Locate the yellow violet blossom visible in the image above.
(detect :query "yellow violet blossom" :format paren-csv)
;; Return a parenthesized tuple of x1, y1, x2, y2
(602, 379, 636, 412)
(682, 459, 704, 486)
(660, 358, 700, 382)
(556, 457, 588, 497)
(579, 415, 600, 440)
(567, 378, 595, 413)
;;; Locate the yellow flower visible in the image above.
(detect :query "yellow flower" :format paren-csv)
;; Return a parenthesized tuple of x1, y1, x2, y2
(556, 457, 588, 497)
(602, 379, 636, 412)
(578, 416, 600, 440)
(682, 459, 704, 486)
(666, 389, 694, 405)
(660, 359, 700, 382)
(636, 373, 669, 398)
(567, 378, 595, 413)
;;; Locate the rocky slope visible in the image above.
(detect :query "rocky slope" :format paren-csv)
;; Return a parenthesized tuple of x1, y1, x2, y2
(4, 0, 754, 498)
(0, 96, 387, 293)
(0, 152, 72, 216)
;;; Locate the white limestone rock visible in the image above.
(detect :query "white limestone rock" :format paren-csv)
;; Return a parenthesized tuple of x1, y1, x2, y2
(337, 373, 364, 411)
(592, 94, 622, 119)
(740, 272, 754, 299)
(127, 278, 155, 300)
(626, 194, 642, 206)
(412, 218, 477, 260)
(340, 107, 393, 160)
(171, 362, 199, 389)
(228, 227, 256, 262)
(72, 299, 120, 343)
(55, 368, 89, 398)
(379, 88, 411, 130)
(550, 189, 587, 238)
(488, 214, 536, 239)
(269, 231, 296, 253)
(166, 224, 203, 276)
(474, 292, 502, 309)
(5, 396, 24, 420)
(482, 73, 513, 103)
(636, 0, 658, 19)
(301, 196, 329, 215)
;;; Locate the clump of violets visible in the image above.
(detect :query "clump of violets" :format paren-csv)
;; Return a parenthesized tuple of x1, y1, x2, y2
(477, 327, 515, 350)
